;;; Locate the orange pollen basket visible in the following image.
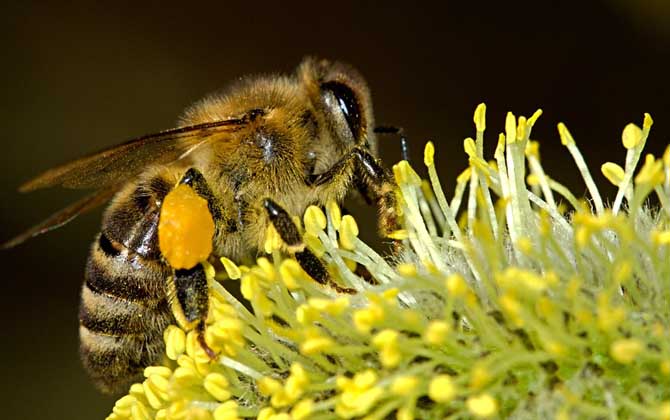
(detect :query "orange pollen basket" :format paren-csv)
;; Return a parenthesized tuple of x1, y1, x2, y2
(158, 184, 215, 269)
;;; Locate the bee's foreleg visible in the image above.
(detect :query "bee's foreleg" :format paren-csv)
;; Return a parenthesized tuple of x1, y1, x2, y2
(307, 148, 400, 237)
(350, 149, 401, 238)
(167, 265, 217, 358)
(262, 198, 354, 294)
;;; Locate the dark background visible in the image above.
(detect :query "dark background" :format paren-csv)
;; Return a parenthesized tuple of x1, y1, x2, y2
(2, 2, 669, 419)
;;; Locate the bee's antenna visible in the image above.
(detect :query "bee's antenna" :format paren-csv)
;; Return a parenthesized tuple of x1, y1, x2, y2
(400, 135, 409, 163)
(374, 126, 410, 162)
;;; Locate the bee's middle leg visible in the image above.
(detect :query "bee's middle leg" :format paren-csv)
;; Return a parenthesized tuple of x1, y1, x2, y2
(169, 264, 215, 357)
(262, 199, 354, 293)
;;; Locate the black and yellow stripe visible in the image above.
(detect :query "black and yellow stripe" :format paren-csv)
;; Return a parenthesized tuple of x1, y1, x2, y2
(78, 175, 175, 395)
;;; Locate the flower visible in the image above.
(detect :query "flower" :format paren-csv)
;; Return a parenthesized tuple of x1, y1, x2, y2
(108, 105, 669, 419)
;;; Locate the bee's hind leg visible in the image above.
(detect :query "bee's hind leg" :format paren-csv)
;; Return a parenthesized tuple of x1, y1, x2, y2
(262, 199, 354, 294)
(168, 265, 217, 358)
(166, 167, 224, 359)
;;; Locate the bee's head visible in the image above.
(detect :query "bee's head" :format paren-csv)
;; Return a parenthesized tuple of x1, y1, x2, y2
(299, 57, 377, 156)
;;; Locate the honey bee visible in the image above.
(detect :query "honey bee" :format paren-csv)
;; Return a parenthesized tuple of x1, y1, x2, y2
(4, 58, 401, 395)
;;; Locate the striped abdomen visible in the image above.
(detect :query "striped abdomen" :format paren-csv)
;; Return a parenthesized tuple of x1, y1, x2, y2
(79, 177, 175, 395)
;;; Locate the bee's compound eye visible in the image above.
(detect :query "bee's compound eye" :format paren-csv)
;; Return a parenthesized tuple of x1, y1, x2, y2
(321, 81, 361, 140)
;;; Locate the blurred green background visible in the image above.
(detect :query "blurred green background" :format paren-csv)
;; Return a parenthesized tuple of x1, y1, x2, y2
(2, 1, 669, 419)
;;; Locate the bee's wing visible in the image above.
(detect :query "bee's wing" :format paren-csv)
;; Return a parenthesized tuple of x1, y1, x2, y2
(2, 187, 118, 249)
(6, 118, 248, 248)
(20, 119, 247, 192)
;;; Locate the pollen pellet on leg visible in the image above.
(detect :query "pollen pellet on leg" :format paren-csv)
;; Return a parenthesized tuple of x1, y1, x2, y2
(158, 184, 215, 269)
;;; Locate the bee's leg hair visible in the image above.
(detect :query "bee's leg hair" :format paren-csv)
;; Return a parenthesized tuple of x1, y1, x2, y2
(173, 167, 223, 358)
(350, 149, 401, 237)
(262, 198, 355, 294)
(307, 148, 400, 237)
(168, 264, 216, 358)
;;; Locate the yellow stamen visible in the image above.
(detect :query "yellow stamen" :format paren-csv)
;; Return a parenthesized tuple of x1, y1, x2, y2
(474, 103, 486, 132)
(220, 257, 242, 280)
(557, 122, 575, 146)
(390, 375, 419, 396)
(304, 206, 327, 235)
(339, 215, 359, 250)
(505, 112, 517, 144)
(622, 123, 643, 149)
(424, 141, 435, 167)
(428, 375, 456, 403)
(467, 393, 498, 418)
(610, 338, 642, 364)
(327, 200, 342, 230)
(601, 162, 625, 186)
(204, 373, 231, 401)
